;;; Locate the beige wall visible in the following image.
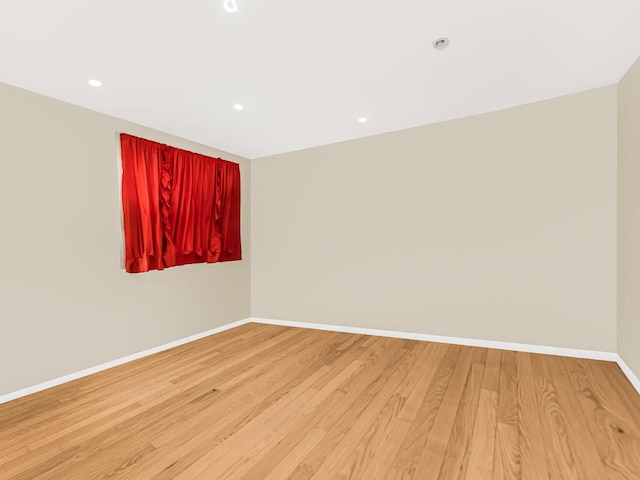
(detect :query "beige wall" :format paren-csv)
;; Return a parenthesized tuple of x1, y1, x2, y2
(252, 87, 618, 351)
(618, 57, 640, 380)
(0, 82, 250, 395)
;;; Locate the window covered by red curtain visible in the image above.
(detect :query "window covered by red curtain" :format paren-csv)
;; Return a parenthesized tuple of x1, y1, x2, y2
(120, 134, 241, 273)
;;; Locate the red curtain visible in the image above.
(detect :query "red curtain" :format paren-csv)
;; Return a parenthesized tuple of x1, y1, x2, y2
(120, 134, 241, 273)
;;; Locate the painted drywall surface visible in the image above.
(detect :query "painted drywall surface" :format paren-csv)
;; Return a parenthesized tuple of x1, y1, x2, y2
(618, 57, 640, 381)
(252, 87, 617, 351)
(0, 82, 250, 395)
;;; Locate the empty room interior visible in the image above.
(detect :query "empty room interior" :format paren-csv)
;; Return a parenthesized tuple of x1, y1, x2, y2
(1, 1, 640, 479)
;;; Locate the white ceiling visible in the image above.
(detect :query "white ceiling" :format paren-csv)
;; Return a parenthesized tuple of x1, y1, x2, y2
(1, 0, 639, 159)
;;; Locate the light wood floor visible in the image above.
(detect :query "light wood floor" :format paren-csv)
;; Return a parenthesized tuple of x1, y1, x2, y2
(1, 323, 640, 479)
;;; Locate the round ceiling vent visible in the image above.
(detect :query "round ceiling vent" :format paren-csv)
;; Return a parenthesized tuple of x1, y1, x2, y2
(433, 38, 450, 51)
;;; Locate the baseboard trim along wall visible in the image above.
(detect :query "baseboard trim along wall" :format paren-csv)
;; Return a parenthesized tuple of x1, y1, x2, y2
(251, 317, 619, 361)
(249, 318, 640, 396)
(2, 316, 638, 405)
(616, 356, 640, 396)
(0, 319, 252, 405)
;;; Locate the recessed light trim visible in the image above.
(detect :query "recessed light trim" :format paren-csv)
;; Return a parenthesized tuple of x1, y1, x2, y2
(432, 38, 450, 51)
(88, 79, 102, 87)
(223, 0, 238, 12)
(234, 104, 244, 111)
(358, 117, 368, 123)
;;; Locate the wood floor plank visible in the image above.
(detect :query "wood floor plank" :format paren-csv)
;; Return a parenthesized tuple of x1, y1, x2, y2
(104, 330, 351, 480)
(587, 360, 640, 431)
(463, 348, 501, 480)
(211, 339, 385, 480)
(493, 350, 521, 479)
(437, 349, 485, 480)
(334, 393, 406, 479)
(465, 388, 498, 480)
(545, 356, 609, 480)
(306, 344, 420, 479)
(262, 338, 410, 480)
(158, 336, 398, 480)
(554, 357, 640, 479)
(516, 352, 549, 480)
(1, 323, 639, 480)
(262, 429, 326, 480)
(385, 344, 459, 480)
(411, 346, 476, 480)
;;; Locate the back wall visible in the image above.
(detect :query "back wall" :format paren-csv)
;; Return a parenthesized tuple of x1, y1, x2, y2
(251, 87, 617, 351)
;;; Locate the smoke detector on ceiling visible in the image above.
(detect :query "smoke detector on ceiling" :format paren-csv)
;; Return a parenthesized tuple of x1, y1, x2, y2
(223, 0, 238, 12)
(432, 38, 450, 51)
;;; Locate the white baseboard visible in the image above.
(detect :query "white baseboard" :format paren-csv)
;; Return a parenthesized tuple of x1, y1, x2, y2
(615, 355, 640, 396)
(3, 316, 637, 405)
(0, 318, 252, 405)
(251, 317, 640, 396)
(249, 317, 619, 362)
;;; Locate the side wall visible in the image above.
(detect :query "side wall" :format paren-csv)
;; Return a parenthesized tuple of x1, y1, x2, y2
(0, 82, 251, 395)
(252, 87, 618, 351)
(618, 57, 640, 379)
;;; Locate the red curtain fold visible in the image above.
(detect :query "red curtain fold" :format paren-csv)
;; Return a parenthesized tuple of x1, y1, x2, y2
(120, 134, 241, 273)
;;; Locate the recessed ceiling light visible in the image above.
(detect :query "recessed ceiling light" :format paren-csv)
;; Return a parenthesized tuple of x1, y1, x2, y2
(358, 117, 368, 123)
(234, 104, 244, 111)
(432, 38, 450, 51)
(88, 79, 102, 87)
(223, 0, 238, 12)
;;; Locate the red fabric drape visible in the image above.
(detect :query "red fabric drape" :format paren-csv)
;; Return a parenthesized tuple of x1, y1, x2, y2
(120, 134, 241, 273)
